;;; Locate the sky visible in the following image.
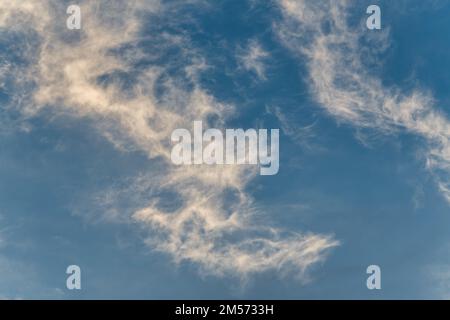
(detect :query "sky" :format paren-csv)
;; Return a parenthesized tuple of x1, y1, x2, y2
(1, 0, 450, 299)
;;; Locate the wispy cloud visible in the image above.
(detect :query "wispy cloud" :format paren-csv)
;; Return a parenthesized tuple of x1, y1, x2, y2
(266, 105, 320, 151)
(276, 0, 450, 203)
(0, 0, 338, 280)
(237, 39, 270, 81)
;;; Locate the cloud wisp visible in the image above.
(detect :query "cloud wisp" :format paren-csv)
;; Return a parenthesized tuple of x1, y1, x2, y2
(276, 0, 450, 203)
(237, 39, 270, 81)
(0, 0, 338, 280)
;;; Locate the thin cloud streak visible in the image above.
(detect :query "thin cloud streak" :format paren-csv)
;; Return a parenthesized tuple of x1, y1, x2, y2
(0, 0, 338, 279)
(276, 0, 450, 203)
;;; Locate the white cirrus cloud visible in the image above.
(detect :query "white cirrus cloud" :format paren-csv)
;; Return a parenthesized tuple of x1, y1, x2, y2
(237, 39, 270, 81)
(0, 0, 338, 280)
(276, 0, 450, 203)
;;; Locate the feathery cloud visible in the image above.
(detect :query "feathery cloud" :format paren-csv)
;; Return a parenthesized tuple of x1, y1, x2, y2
(276, 0, 450, 203)
(0, 0, 338, 279)
(237, 39, 270, 81)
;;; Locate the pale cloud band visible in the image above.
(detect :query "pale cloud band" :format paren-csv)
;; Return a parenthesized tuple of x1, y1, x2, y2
(276, 0, 450, 203)
(0, 0, 338, 279)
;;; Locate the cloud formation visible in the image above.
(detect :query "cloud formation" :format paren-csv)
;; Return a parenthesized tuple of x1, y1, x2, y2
(0, 0, 338, 279)
(237, 39, 270, 81)
(276, 0, 450, 203)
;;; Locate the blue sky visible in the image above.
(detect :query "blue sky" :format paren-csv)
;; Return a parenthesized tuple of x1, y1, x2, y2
(1, 0, 450, 299)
